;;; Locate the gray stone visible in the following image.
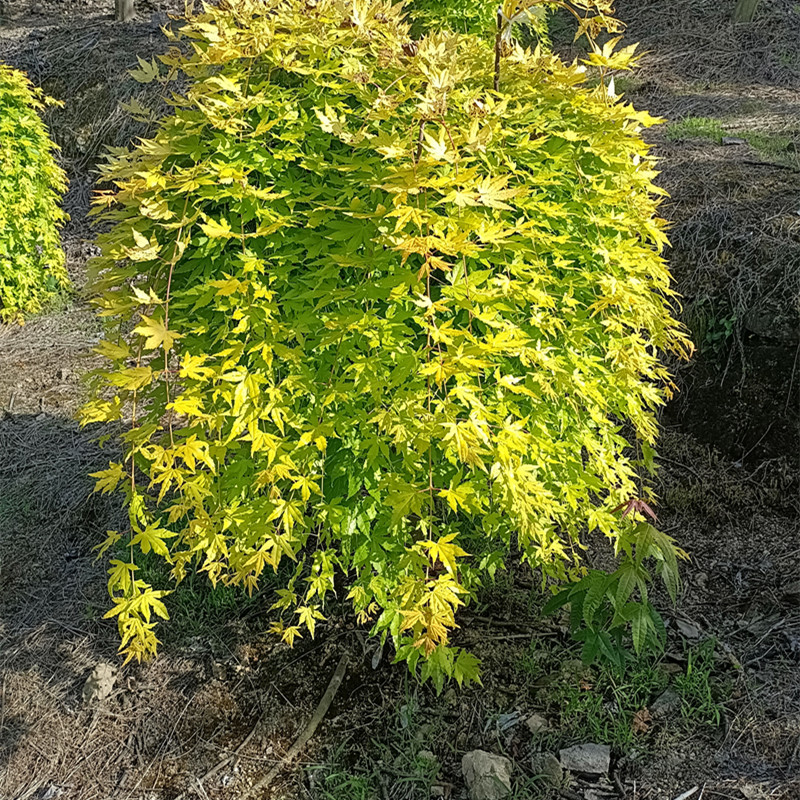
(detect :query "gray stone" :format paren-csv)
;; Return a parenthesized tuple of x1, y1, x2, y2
(82, 662, 117, 704)
(461, 750, 513, 800)
(650, 688, 681, 720)
(530, 752, 562, 785)
(211, 661, 227, 681)
(743, 306, 800, 344)
(783, 579, 800, 605)
(559, 743, 610, 775)
(443, 688, 458, 706)
(676, 619, 702, 640)
(525, 713, 549, 734)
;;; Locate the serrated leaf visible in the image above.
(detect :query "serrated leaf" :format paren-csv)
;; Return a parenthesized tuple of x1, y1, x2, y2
(129, 56, 160, 83)
(615, 562, 638, 608)
(583, 571, 611, 627)
(132, 314, 182, 351)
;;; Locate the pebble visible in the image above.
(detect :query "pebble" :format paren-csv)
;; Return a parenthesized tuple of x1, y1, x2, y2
(650, 688, 681, 720)
(559, 743, 610, 775)
(82, 662, 117, 704)
(531, 751, 563, 785)
(525, 713, 549, 734)
(462, 750, 512, 800)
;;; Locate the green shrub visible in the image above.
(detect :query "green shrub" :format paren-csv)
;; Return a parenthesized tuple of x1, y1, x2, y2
(406, 0, 498, 36)
(0, 65, 68, 323)
(406, 0, 551, 42)
(82, 0, 691, 687)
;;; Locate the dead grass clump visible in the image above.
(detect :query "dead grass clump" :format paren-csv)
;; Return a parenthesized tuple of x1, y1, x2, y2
(619, 0, 800, 88)
(656, 429, 799, 518)
(656, 145, 800, 359)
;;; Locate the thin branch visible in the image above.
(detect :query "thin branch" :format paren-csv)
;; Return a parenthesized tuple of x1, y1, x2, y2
(493, 8, 503, 92)
(239, 652, 348, 799)
(173, 711, 265, 800)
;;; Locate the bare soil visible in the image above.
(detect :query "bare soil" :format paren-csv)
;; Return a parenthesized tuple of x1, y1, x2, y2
(1, 2, 798, 800)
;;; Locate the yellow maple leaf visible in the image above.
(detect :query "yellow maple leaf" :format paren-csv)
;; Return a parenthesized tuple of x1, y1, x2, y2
(132, 315, 182, 351)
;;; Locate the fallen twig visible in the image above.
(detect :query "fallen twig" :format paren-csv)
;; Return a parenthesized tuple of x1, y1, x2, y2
(742, 159, 800, 173)
(239, 652, 348, 799)
(173, 709, 265, 800)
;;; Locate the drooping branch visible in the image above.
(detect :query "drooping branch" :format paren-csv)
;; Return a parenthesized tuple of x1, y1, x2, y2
(494, 7, 503, 92)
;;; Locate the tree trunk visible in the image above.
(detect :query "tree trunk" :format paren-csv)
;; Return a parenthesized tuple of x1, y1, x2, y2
(733, 0, 761, 22)
(115, 0, 134, 22)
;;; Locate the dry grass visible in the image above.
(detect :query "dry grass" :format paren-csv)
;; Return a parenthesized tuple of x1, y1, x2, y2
(620, 0, 800, 88)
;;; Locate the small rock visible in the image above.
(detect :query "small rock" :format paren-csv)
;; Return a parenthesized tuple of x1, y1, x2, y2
(584, 790, 607, 800)
(694, 571, 708, 590)
(462, 750, 513, 800)
(82, 663, 117, 704)
(530, 752, 562, 785)
(559, 658, 591, 683)
(59, 368, 71, 381)
(650, 688, 681, 720)
(31, 2, 44, 13)
(722, 136, 747, 146)
(559, 743, 610, 775)
(675, 619, 702, 640)
(430, 786, 446, 798)
(782, 579, 800, 605)
(741, 784, 768, 799)
(743, 306, 800, 344)
(525, 713, 549, 734)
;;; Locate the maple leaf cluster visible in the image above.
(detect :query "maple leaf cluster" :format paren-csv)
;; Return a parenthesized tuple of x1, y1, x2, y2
(81, 0, 689, 686)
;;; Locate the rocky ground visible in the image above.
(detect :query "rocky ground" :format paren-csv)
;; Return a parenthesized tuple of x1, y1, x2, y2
(1, 2, 798, 800)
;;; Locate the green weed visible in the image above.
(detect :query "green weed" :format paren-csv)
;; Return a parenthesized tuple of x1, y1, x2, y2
(116, 546, 280, 645)
(309, 693, 441, 800)
(666, 117, 725, 142)
(683, 299, 737, 359)
(517, 640, 669, 750)
(666, 116, 797, 167)
(517, 636, 729, 754)
(742, 130, 793, 158)
(674, 640, 728, 726)
(312, 769, 375, 800)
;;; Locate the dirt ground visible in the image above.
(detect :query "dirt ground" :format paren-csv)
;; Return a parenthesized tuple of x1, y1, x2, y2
(1, 1, 799, 800)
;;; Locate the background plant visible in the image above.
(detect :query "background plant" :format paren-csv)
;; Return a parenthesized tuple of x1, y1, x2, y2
(405, 0, 553, 50)
(674, 639, 728, 726)
(83, 0, 691, 687)
(406, 0, 499, 36)
(0, 64, 68, 323)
